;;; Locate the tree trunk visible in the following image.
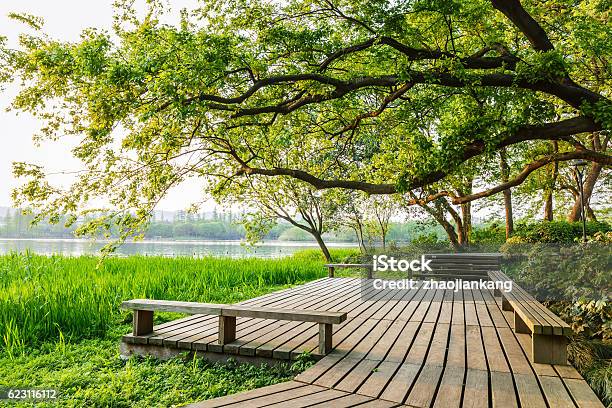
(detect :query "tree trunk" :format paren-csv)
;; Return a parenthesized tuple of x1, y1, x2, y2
(460, 202, 471, 246)
(351, 225, 367, 253)
(543, 193, 554, 221)
(313, 232, 333, 262)
(499, 148, 513, 239)
(419, 202, 461, 251)
(567, 163, 602, 222)
(543, 141, 558, 221)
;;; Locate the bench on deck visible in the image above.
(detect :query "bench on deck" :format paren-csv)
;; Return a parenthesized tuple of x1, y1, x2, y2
(412, 253, 501, 280)
(324, 263, 373, 278)
(488, 270, 572, 365)
(121, 299, 347, 355)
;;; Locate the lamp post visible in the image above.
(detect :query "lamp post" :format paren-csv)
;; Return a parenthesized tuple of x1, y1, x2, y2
(571, 159, 589, 243)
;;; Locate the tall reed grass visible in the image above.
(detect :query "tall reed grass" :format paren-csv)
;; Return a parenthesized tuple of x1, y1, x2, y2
(0, 252, 327, 355)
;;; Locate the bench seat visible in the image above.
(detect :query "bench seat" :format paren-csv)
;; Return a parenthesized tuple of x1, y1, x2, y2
(121, 299, 347, 355)
(488, 271, 572, 365)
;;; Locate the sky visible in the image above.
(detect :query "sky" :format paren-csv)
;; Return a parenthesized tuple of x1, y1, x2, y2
(0, 0, 206, 211)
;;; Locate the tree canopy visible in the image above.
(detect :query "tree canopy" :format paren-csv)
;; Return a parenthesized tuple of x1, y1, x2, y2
(1, 0, 610, 243)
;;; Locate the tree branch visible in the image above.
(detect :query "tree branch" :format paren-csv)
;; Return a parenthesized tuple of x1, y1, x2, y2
(490, 0, 554, 51)
(235, 116, 604, 194)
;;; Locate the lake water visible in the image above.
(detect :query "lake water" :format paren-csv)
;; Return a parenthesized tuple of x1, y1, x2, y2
(0, 238, 356, 258)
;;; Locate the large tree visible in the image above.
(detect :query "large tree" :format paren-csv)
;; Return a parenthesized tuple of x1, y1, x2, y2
(224, 176, 339, 261)
(1, 0, 610, 241)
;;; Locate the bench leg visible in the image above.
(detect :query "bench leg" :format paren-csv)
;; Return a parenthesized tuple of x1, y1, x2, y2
(319, 323, 333, 355)
(514, 312, 531, 334)
(328, 266, 335, 278)
(532, 334, 568, 365)
(501, 297, 513, 311)
(219, 316, 236, 345)
(133, 310, 154, 336)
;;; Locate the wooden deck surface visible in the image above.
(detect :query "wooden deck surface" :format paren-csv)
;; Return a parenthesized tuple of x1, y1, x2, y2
(123, 278, 604, 408)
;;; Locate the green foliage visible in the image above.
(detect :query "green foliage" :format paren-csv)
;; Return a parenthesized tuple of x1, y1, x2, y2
(410, 233, 443, 246)
(511, 221, 611, 243)
(0, 253, 321, 407)
(0, 338, 305, 408)
(0, 253, 326, 352)
(568, 338, 612, 407)
(501, 242, 611, 339)
(581, 99, 612, 129)
(1, 0, 609, 247)
(291, 248, 360, 263)
(470, 222, 506, 245)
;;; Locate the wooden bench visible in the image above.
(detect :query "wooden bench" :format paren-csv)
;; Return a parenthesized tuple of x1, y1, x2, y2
(121, 299, 347, 355)
(488, 271, 572, 365)
(324, 263, 373, 278)
(413, 253, 501, 280)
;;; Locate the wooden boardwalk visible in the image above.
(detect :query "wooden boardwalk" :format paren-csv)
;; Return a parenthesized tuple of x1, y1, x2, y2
(122, 278, 604, 407)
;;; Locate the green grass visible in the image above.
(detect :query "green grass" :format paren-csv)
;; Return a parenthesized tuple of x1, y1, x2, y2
(0, 252, 328, 356)
(0, 252, 330, 407)
(568, 338, 612, 407)
(0, 337, 313, 407)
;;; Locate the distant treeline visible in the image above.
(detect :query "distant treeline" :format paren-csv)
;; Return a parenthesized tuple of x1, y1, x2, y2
(0, 209, 446, 242)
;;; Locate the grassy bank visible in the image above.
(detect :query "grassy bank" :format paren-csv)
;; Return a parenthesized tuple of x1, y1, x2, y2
(0, 252, 338, 407)
(0, 253, 330, 357)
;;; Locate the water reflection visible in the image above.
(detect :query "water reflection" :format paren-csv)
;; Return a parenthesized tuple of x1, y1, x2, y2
(0, 239, 356, 258)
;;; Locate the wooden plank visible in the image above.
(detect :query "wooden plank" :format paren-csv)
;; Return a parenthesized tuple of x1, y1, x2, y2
(446, 324, 465, 368)
(122, 299, 224, 315)
(346, 319, 392, 360)
(334, 358, 380, 393)
(306, 393, 374, 408)
(539, 375, 575, 408)
(378, 363, 420, 402)
(366, 320, 407, 362)
(404, 322, 435, 366)
(491, 371, 518, 408)
(183, 381, 308, 408)
(295, 352, 344, 384)
(513, 373, 547, 408)
(264, 388, 349, 407)
(432, 366, 463, 408)
(404, 365, 443, 408)
(159, 278, 354, 348)
(466, 325, 487, 371)
(314, 357, 364, 388)
(497, 327, 532, 374)
(563, 378, 605, 408)
(343, 399, 398, 407)
(462, 369, 489, 408)
(148, 315, 219, 346)
(384, 322, 420, 363)
(358, 360, 402, 398)
(481, 326, 510, 373)
(221, 305, 347, 324)
(475, 303, 494, 327)
(554, 365, 583, 379)
(293, 283, 384, 356)
(426, 323, 450, 367)
(423, 289, 445, 323)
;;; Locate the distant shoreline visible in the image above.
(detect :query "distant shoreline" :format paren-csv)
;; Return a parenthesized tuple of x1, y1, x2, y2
(0, 237, 359, 247)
